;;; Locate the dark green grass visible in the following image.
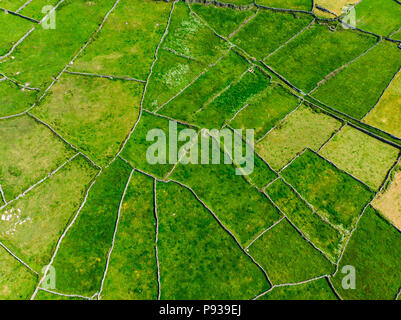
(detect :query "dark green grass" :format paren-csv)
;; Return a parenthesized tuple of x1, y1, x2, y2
(121, 111, 197, 179)
(0, 115, 76, 200)
(231, 10, 313, 59)
(157, 181, 270, 299)
(19, 0, 59, 20)
(70, 0, 171, 81)
(159, 50, 249, 123)
(312, 41, 401, 119)
(281, 149, 374, 233)
(0, 155, 98, 271)
(32, 74, 143, 166)
(191, 4, 256, 38)
(258, 277, 338, 300)
(248, 218, 335, 284)
(266, 23, 377, 92)
(0, 80, 38, 117)
(0, 0, 117, 89)
(50, 158, 132, 297)
(193, 67, 271, 128)
(256, 0, 312, 10)
(266, 178, 344, 261)
(0, 10, 33, 56)
(230, 83, 300, 140)
(0, 246, 37, 300)
(353, 0, 401, 36)
(332, 206, 401, 300)
(170, 146, 281, 247)
(101, 171, 158, 300)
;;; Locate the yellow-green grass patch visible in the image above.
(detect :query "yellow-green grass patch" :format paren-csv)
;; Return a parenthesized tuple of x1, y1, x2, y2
(231, 9, 313, 59)
(315, 0, 359, 16)
(0, 80, 38, 117)
(50, 158, 132, 297)
(157, 181, 270, 299)
(32, 74, 142, 166)
(266, 178, 344, 261)
(332, 206, 401, 299)
(265, 23, 377, 93)
(312, 41, 401, 119)
(258, 277, 337, 300)
(248, 218, 334, 284)
(100, 171, 157, 300)
(0, 245, 37, 300)
(0, 155, 98, 271)
(257, 0, 312, 10)
(256, 104, 342, 171)
(0, 0, 27, 11)
(320, 125, 399, 190)
(364, 70, 401, 138)
(0, 115, 76, 200)
(70, 0, 171, 81)
(372, 169, 401, 230)
(281, 149, 374, 232)
(34, 289, 84, 300)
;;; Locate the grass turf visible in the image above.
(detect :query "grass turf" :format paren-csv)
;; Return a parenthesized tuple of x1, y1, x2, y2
(0, 80, 38, 117)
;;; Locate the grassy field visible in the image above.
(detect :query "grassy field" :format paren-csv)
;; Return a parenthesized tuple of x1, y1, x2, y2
(281, 149, 374, 232)
(0, 0, 27, 11)
(312, 41, 401, 119)
(170, 148, 281, 247)
(34, 290, 83, 300)
(101, 171, 158, 300)
(0, 81, 38, 117)
(32, 74, 143, 166)
(19, 0, 59, 20)
(266, 178, 345, 261)
(0, 155, 98, 271)
(0, 246, 37, 300)
(258, 278, 337, 300)
(364, 70, 401, 138)
(0, 10, 33, 56)
(256, 105, 342, 170)
(70, 0, 171, 81)
(372, 168, 401, 230)
(229, 83, 300, 141)
(353, 0, 401, 36)
(50, 158, 131, 297)
(157, 181, 269, 299)
(266, 23, 377, 93)
(256, 0, 312, 10)
(332, 206, 401, 299)
(0, 115, 76, 200)
(191, 4, 255, 38)
(248, 218, 334, 284)
(320, 126, 399, 190)
(315, 0, 359, 15)
(231, 10, 313, 59)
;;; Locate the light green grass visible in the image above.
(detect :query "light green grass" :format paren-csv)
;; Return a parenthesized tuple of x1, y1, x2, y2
(312, 41, 401, 119)
(258, 277, 337, 300)
(50, 158, 131, 297)
(0, 80, 38, 117)
(170, 147, 281, 247)
(257, 0, 312, 10)
(0, 155, 98, 271)
(0, 0, 26, 11)
(320, 126, 399, 190)
(0, 0, 117, 89)
(0, 115, 76, 200)
(281, 149, 374, 232)
(256, 105, 342, 170)
(157, 181, 270, 299)
(159, 50, 249, 123)
(0, 246, 37, 300)
(0, 10, 33, 56)
(32, 74, 142, 166)
(34, 289, 84, 300)
(71, 0, 171, 80)
(230, 83, 300, 140)
(191, 3, 255, 38)
(231, 10, 313, 59)
(19, 0, 62, 20)
(101, 171, 158, 300)
(266, 23, 377, 92)
(332, 206, 401, 299)
(248, 219, 334, 284)
(267, 178, 345, 261)
(353, 0, 401, 36)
